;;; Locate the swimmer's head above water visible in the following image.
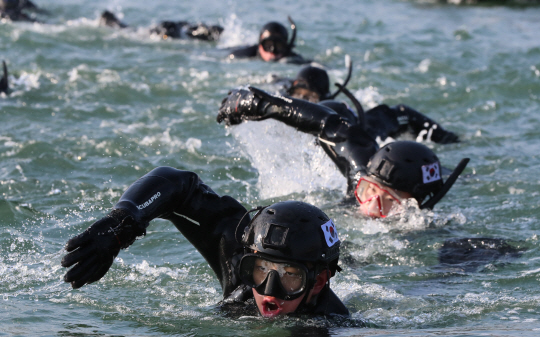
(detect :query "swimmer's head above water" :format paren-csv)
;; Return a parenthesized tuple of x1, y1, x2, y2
(358, 141, 469, 218)
(287, 58, 353, 102)
(257, 18, 296, 62)
(239, 201, 340, 317)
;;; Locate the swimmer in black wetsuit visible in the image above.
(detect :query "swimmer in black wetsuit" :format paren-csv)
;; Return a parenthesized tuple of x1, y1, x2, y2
(99, 10, 223, 42)
(217, 88, 528, 268)
(286, 64, 460, 144)
(0, 61, 8, 94)
(61, 169, 349, 318)
(217, 87, 469, 218)
(228, 18, 310, 65)
(0, 0, 42, 22)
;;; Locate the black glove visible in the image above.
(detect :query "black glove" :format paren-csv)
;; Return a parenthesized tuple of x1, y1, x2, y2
(217, 88, 264, 126)
(61, 209, 146, 289)
(217, 86, 292, 126)
(429, 126, 460, 144)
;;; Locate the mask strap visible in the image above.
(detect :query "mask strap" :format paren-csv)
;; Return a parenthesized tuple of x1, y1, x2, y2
(420, 158, 470, 210)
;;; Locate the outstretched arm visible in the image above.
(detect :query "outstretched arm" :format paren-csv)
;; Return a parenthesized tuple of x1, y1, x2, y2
(62, 167, 247, 295)
(217, 86, 350, 138)
(217, 87, 378, 192)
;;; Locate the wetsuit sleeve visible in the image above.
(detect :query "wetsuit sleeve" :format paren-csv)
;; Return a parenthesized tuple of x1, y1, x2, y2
(228, 45, 258, 59)
(279, 51, 311, 65)
(364, 104, 459, 144)
(113, 167, 249, 297)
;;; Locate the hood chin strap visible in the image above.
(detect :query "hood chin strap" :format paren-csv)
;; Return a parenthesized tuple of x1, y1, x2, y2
(420, 158, 470, 210)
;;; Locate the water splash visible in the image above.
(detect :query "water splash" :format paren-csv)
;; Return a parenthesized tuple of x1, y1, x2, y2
(229, 120, 346, 199)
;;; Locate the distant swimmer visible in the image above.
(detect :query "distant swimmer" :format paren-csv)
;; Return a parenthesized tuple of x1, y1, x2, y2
(285, 64, 460, 144)
(0, 61, 8, 94)
(0, 0, 45, 22)
(228, 17, 310, 65)
(62, 168, 350, 318)
(99, 10, 223, 41)
(218, 87, 469, 218)
(438, 237, 526, 271)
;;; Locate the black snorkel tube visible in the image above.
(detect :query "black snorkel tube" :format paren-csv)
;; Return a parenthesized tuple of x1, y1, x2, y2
(419, 158, 470, 210)
(0, 60, 8, 94)
(287, 16, 296, 51)
(334, 83, 365, 128)
(328, 55, 353, 100)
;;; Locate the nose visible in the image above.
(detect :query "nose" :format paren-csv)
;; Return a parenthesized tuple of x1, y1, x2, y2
(362, 196, 383, 217)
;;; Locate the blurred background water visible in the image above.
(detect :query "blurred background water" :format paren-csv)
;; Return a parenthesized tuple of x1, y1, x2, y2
(1, 0, 540, 336)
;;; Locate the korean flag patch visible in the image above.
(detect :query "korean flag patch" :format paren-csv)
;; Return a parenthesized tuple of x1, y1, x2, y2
(321, 220, 339, 247)
(422, 162, 441, 184)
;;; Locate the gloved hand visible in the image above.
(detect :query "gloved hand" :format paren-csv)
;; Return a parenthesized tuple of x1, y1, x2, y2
(217, 87, 264, 126)
(217, 86, 291, 126)
(429, 126, 460, 144)
(61, 209, 146, 289)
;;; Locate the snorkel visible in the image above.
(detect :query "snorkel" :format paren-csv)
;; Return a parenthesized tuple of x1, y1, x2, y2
(287, 16, 297, 51)
(0, 61, 9, 94)
(328, 55, 353, 100)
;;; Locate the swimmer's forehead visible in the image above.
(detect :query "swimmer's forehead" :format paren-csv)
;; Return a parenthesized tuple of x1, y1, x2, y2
(260, 31, 285, 41)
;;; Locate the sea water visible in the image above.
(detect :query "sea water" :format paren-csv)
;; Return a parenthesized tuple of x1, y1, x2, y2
(1, 0, 540, 336)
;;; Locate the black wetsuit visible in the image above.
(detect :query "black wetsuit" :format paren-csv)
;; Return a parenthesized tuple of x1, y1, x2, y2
(149, 21, 223, 41)
(1, 0, 42, 22)
(99, 11, 223, 42)
(112, 166, 349, 317)
(229, 45, 310, 65)
(0, 61, 8, 94)
(0, 7, 33, 21)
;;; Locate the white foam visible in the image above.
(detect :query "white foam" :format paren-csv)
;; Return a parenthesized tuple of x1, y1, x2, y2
(230, 120, 346, 199)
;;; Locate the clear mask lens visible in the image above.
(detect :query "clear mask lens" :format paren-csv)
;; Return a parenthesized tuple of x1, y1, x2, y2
(261, 38, 288, 54)
(239, 255, 308, 297)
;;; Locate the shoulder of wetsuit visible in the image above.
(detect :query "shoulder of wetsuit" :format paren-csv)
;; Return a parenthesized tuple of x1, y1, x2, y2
(218, 290, 257, 318)
(364, 104, 393, 117)
(438, 237, 526, 268)
(153, 21, 184, 38)
(229, 45, 258, 58)
(302, 287, 350, 318)
(3, 10, 35, 22)
(279, 52, 311, 65)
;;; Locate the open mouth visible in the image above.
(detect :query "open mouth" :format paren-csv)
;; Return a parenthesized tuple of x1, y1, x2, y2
(261, 298, 283, 317)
